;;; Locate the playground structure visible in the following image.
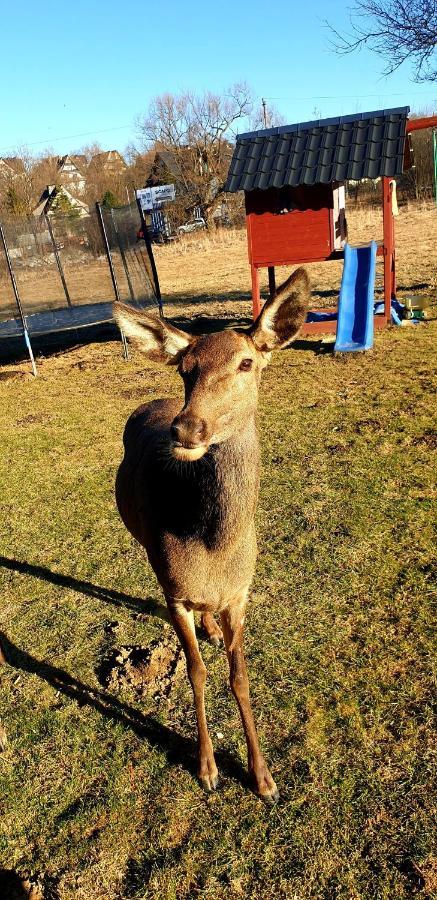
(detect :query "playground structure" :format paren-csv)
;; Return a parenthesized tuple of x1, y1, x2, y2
(225, 107, 437, 350)
(0, 200, 161, 373)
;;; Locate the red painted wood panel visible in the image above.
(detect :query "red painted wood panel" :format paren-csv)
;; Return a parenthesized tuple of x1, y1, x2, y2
(248, 207, 332, 266)
(406, 115, 437, 132)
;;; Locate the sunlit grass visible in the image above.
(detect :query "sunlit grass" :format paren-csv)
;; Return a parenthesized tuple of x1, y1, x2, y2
(0, 315, 435, 898)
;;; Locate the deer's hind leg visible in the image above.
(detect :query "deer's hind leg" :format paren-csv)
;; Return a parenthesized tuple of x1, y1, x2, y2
(200, 612, 223, 646)
(168, 601, 218, 792)
(220, 596, 279, 802)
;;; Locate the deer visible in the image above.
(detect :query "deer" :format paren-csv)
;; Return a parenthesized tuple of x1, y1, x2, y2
(113, 267, 310, 802)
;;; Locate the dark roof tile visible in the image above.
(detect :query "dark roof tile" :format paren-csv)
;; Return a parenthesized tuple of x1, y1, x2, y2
(225, 107, 409, 192)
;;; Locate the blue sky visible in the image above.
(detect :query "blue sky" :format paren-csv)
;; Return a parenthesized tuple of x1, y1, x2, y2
(1, 0, 435, 158)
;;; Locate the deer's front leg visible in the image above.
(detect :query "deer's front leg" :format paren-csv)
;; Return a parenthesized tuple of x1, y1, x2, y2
(221, 599, 279, 803)
(168, 602, 218, 792)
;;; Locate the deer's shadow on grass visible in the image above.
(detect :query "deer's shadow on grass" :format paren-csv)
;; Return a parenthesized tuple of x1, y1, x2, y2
(0, 627, 248, 788)
(0, 555, 223, 641)
(0, 555, 169, 622)
(0, 555, 248, 787)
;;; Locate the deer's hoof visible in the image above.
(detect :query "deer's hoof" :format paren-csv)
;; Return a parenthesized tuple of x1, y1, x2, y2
(200, 613, 223, 647)
(209, 633, 223, 648)
(199, 772, 219, 792)
(252, 768, 279, 803)
(259, 784, 280, 804)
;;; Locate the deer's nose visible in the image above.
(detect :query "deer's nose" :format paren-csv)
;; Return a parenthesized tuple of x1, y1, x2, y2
(171, 414, 207, 447)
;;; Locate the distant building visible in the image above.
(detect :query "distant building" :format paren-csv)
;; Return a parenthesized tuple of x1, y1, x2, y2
(88, 150, 127, 176)
(57, 154, 87, 194)
(0, 157, 26, 180)
(33, 184, 89, 218)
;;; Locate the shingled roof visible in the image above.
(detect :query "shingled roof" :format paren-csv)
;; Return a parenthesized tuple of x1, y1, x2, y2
(225, 107, 410, 192)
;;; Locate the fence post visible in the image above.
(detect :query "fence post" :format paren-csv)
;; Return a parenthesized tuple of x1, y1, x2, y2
(110, 208, 135, 302)
(95, 202, 129, 359)
(135, 198, 162, 315)
(44, 214, 72, 307)
(0, 221, 37, 376)
(96, 202, 120, 301)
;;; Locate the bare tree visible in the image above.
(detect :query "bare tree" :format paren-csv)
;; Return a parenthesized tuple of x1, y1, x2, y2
(136, 83, 255, 220)
(0, 147, 57, 215)
(328, 0, 437, 82)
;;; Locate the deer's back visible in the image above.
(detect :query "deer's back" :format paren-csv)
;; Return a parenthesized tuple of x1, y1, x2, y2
(116, 399, 259, 611)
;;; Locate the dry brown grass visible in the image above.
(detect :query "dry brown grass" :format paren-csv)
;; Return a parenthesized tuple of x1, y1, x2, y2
(0, 203, 435, 897)
(0, 318, 435, 899)
(155, 202, 437, 320)
(0, 202, 435, 326)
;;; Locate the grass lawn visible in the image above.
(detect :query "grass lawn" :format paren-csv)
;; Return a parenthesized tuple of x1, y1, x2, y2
(0, 227, 436, 898)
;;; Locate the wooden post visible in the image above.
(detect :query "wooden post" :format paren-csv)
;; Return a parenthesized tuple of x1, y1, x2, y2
(246, 211, 261, 319)
(382, 177, 394, 322)
(251, 265, 261, 319)
(268, 266, 276, 298)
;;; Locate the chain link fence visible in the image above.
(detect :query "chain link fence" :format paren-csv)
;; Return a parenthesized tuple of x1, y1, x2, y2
(0, 201, 160, 369)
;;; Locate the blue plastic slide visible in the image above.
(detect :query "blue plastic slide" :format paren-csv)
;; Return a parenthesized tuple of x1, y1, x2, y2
(334, 241, 378, 352)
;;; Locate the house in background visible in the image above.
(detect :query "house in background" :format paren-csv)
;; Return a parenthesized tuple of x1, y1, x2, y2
(57, 155, 87, 194)
(0, 157, 26, 182)
(88, 150, 127, 177)
(33, 184, 89, 218)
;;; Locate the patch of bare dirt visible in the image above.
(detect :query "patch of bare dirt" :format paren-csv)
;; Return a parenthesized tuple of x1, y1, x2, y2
(0, 870, 59, 900)
(98, 636, 183, 701)
(412, 430, 437, 450)
(0, 369, 26, 381)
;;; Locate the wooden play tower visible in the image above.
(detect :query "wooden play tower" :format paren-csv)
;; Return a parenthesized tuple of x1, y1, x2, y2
(225, 107, 437, 333)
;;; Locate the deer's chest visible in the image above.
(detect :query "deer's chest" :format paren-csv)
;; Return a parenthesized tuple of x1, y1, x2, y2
(139, 450, 258, 606)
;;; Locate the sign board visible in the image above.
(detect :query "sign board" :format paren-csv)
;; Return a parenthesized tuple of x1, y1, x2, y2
(136, 184, 176, 211)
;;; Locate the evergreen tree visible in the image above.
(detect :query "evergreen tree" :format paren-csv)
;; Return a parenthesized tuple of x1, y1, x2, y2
(51, 189, 81, 218)
(102, 190, 121, 209)
(5, 187, 28, 216)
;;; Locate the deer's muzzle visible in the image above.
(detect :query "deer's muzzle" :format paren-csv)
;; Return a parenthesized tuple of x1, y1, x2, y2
(170, 413, 209, 461)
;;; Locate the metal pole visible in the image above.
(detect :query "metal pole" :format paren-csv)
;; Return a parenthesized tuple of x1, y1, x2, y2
(95, 203, 129, 359)
(135, 196, 162, 314)
(0, 221, 37, 376)
(110, 208, 135, 302)
(44, 214, 72, 307)
(120, 329, 129, 359)
(95, 202, 121, 302)
(262, 98, 267, 128)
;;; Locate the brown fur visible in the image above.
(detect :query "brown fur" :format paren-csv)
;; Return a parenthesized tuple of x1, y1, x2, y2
(113, 267, 310, 800)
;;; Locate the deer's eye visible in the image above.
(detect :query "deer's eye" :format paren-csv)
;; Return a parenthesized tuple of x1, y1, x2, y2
(239, 358, 253, 371)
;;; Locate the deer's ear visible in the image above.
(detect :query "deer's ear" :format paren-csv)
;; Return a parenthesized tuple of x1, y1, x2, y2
(113, 303, 192, 363)
(249, 267, 310, 351)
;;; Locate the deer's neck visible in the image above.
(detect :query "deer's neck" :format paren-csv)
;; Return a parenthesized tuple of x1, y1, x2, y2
(207, 417, 260, 545)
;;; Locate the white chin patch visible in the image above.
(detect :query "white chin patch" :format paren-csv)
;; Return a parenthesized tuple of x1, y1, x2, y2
(172, 444, 207, 462)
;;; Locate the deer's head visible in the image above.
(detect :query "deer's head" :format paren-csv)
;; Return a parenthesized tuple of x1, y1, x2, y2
(114, 268, 310, 462)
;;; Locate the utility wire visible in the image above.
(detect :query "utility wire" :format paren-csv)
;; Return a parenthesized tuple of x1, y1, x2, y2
(0, 124, 132, 155)
(263, 91, 436, 101)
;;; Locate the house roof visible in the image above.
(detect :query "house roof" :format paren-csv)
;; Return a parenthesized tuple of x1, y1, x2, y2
(225, 107, 410, 192)
(0, 156, 25, 175)
(155, 150, 184, 178)
(33, 184, 89, 217)
(88, 150, 126, 170)
(59, 154, 87, 173)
